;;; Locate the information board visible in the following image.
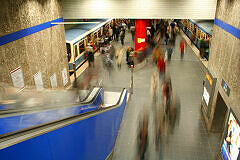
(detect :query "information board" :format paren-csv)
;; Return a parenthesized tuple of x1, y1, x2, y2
(50, 73, 58, 88)
(34, 71, 44, 91)
(202, 87, 210, 106)
(62, 68, 68, 86)
(10, 66, 25, 91)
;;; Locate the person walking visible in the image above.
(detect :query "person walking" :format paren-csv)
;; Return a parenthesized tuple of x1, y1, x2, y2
(164, 21, 169, 45)
(180, 39, 185, 60)
(130, 25, 135, 41)
(167, 41, 173, 61)
(120, 28, 125, 45)
(167, 22, 177, 46)
(115, 25, 120, 41)
(147, 29, 151, 43)
(116, 46, 124, 69)
(126, 46, 132, 63)
(112, 24, 116, 40)
(109, 26, 113, 41)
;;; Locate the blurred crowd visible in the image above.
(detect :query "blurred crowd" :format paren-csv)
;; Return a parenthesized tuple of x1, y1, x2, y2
(137, 19, 183, 160)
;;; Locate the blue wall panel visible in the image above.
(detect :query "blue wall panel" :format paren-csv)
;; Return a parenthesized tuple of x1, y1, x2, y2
(0, 134, 52, 160)
(0, 91, 127, 160)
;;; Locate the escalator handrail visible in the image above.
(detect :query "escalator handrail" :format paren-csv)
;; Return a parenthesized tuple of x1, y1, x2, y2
(0, 87, 103, 118)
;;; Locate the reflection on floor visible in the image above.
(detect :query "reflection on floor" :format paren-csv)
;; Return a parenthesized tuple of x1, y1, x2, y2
(76, 29, 221, 160)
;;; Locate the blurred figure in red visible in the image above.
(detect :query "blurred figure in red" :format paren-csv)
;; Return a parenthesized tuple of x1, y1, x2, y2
(180, 39, 186, 60)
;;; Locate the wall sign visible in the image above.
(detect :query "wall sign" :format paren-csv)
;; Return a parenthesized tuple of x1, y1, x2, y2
(50, 73, 58, 88)
(206, 72, 213, 86)
(202, 87, 210, 106)
(34, 71, 44, 91)
(10, 66, 25, 91)
(137, 38, 145, 43)
(62, 68, 68, 86)
(221, 79, 230, 96)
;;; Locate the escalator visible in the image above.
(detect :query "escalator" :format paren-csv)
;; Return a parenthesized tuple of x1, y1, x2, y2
(0, 87, 104, 136)
(0, 88, 128, 160)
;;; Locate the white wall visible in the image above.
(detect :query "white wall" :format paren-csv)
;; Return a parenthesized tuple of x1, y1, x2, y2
(62, 0, 217, 19)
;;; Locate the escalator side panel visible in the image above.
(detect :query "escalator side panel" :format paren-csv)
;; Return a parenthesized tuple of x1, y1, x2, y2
(0, 91, 127, 160)
(0, 89, 104, 136)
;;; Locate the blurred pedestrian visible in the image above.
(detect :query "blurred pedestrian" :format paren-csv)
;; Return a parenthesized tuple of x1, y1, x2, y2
(168, 21, 177, 46)
(137, 107, 149, 160)
(167, 41, 173, 61)
(115, 25, 120, 41)
(147, 29, 151, 43)
(128, 51, 135, 67)
(152, 45, 161, 64)
(116, 46, 124, 69)
(157, 51, 165, 78)
(126, 46, 132, 63)
(150, 24, 155, 40)
(112, 23, 116, 40)
(130, 25, 135, 41)
(180, 39, 186, 60)
(164, 21, 169, 45)
(120, 28, 125, 45)
(109, 26, 113, 41)
(86, 46, 94, 67)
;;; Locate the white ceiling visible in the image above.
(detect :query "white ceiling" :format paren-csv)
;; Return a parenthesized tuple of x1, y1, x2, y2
(62, 0, 217, 19)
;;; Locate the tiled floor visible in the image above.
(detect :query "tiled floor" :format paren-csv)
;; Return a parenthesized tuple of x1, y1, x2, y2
(76, 30, 222, 160)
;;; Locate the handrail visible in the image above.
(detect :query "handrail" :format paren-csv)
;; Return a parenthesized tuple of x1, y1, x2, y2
(0, 87, 102, 117)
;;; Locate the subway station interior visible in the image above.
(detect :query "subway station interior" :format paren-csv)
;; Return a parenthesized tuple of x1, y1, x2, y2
(0, 0, 239, 160)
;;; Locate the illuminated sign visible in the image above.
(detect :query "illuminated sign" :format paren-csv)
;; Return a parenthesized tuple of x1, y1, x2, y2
(206, 72, 213, 86)
(137, 38, 145, 43)
(221, 79, 230, 96)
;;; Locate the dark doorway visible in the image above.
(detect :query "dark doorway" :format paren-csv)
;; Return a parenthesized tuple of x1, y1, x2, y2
(211, 92, 228, 132)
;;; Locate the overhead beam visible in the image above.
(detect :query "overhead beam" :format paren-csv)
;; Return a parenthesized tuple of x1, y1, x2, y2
(62, 0, 217, 19)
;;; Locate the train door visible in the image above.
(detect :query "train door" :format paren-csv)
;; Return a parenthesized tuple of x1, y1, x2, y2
(74, 44, 79, 62)
(66, 43, 71, 62)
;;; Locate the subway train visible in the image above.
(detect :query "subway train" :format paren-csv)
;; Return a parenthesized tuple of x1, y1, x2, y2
(65, 19, 114, 73)
(179, 19, 213, 60)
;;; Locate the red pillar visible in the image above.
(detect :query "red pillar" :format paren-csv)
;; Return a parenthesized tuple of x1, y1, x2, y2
(135, 19, 146, 53)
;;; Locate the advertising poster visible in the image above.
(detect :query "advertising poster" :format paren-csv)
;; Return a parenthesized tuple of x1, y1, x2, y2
(34, 71, 44, 91)
(221, 112, 240, 160)
(50, 73, 57, 88)
(62, 68, 68, 86)
(10, 66, 25, 90)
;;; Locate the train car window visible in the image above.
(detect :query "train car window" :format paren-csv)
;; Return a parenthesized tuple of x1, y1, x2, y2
(98, 29, 101, 38)
(87, 35, 91, 43)
(79, 41, 85, 54)
(94, 32, 97, 39)
(75, 45, 78, 58)
(66, 43, 71, 62)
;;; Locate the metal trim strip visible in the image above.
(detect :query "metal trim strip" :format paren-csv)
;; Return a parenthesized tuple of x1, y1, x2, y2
(214, 18, 240, 39)
(0, 18, 63, 46)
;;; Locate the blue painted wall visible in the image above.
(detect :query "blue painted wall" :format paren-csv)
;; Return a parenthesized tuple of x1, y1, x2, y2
(0, 91, 127, 160)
